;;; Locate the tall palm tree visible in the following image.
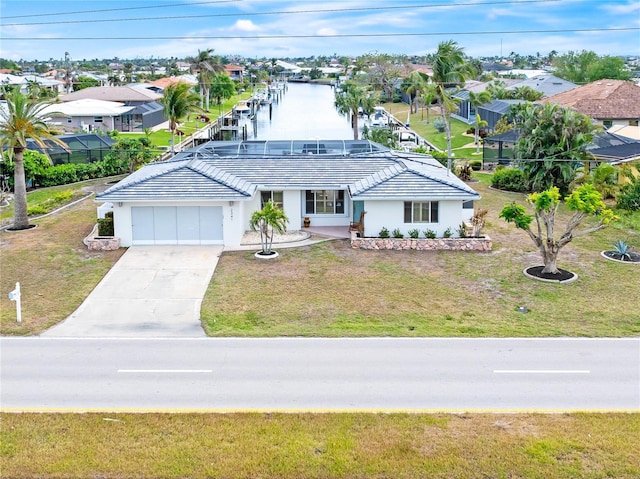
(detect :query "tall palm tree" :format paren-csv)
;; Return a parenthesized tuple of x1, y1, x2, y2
(334, 80, 378, 140)
(0, 87, 67, 230)
(468, 90, 491, 152)
(249, 200, 289, 256)
(160, 82, 203, 153)
(187, 49, 225, 111)
(431, 40, 475, 169)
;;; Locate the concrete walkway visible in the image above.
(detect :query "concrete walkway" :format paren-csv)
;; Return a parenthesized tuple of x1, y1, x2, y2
(42, 246, 222, 338)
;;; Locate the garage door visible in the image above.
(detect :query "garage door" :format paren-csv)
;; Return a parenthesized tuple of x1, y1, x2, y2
(131, 206, 223, 245)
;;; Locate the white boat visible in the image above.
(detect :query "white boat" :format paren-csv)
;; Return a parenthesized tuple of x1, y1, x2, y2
(370, 107, 389, 127)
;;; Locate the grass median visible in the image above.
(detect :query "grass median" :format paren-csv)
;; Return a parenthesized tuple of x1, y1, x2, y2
(1, 412, 638, 478)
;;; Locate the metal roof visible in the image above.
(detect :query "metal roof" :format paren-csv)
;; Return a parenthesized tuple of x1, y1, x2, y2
(96, 140, 479, 202)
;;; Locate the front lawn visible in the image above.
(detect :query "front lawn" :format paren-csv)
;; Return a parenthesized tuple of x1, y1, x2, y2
(0, 180, 125, 335)
(202, 180, 640, 337)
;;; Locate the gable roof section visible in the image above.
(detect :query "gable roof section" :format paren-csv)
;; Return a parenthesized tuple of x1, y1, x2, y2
(97, 158, 255, 201)
(96, 141, 479, 203)
(41, 98, 135, 117)
(543, 80, 640, 120)
(589, 142, 640, 164)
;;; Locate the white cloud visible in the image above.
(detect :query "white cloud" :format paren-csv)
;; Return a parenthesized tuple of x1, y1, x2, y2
(316, 28, 338, 37)
(230, 20, 261, 32)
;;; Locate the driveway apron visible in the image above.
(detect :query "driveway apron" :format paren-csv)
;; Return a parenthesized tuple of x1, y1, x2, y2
(42, 246, 222, 337)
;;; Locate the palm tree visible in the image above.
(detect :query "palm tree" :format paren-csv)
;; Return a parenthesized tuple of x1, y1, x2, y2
(160, 82, 203, 153)
(468, 91, 491, 152)
(431, 40, 475, 169)
(0, 87, 67, 230)
(334, 80, 378, 140)
(404, 71, 429, 114)
(187, 49, 224, 111)
(249, 200, 289, 256)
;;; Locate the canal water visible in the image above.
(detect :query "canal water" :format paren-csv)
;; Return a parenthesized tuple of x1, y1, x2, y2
(243, 82, 357, 140)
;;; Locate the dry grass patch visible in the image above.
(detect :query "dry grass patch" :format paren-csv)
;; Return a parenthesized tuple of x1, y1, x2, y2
(0, 182, 125, 335)
(202, 181, 640, 337)
(1, 413, 638, 478)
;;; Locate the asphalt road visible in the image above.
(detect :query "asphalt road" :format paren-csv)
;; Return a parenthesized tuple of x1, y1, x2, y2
(1, 337, 638, 412)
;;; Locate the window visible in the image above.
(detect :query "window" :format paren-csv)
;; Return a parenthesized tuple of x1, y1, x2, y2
(602, 120, 613, 128)
(260, 190, 283, 209)
(629, 120, 639, 127)
(93, 116, 103, 123)
(404, 201, 438, 223)
(463, 200, 474, 209)
(305, 190, 345, 215)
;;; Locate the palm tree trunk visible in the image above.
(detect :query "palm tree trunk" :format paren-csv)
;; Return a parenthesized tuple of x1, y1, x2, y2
(352, 112, 359, 140)
(12, 148, 30, 230)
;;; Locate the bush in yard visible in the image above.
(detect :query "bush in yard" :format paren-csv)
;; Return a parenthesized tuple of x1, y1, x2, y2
(616, 167, 640, 211)
(443, 227, 453, 238)
(379, 227, 390, 238)
(423, 229, 436, 239)
(470, 160, 482, 171)
(456, 163, 473, 181)
(408, 228, 420, 238)
(97, 211, 114, 236)
(433, 117, 446, 133)
(491, 167, 528, 192)
(392, 228, 403, 238)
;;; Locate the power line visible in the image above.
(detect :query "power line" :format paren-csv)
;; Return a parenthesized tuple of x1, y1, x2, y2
(1, 0, 241, 19)
(2, 1, 561, 26)
(4, 27, 638, 42)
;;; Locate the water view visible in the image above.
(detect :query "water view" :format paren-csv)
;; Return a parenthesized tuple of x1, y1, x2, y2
(242, 82, 357, 140)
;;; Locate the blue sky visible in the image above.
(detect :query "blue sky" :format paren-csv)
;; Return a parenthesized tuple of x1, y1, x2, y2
(1, 0, 639, 62)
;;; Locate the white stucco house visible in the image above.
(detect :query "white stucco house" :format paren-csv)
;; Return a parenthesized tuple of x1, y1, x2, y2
(95, 140, 480, 247)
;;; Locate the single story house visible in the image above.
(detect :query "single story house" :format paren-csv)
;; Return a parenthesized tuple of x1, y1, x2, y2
(96, 140, 480, 247)
(543, 79, 640, 129)
(41, 98, 136, 133)
(60, 86, 165, 131)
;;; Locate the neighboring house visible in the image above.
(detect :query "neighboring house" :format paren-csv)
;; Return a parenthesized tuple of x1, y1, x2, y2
(60, 86, 165, 131)
(0, 73, 65, 94)
(224, 65, 245, 80)
(41, 98, 136, 133)
(96, 140, 480, 247)
(543, 79, 640, 128)
(477, 99, 526, 132)
(149, 75, 198, 92)
(453, 76, 574, 124)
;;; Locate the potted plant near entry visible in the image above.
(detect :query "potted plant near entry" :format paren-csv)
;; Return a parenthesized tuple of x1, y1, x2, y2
(249, 200, 289, 259)
(303, 217, 311, 228)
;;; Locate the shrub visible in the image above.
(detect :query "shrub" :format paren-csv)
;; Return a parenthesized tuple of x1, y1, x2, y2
(392, 228, 403, 238)
(457, 223, 468, 238)
(423, 229, 436, 239)
(617, 172, 640, 211)
(612, 240, 632, 261)
(443, 227, 453, 238)
(430, 151, 449, 167)
(470, 160, 482, 171)
(491, 167, 528, 192)
(26, 205, 47, 216)
(408, 228, 420, 239)
(379, 227, 390, 238)
(97, 211, 114, 236)
(433, 117, 446, 133)
(456, 163, 473, 181)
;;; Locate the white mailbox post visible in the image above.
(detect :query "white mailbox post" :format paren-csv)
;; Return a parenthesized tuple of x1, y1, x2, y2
(8, 282, 21, 323)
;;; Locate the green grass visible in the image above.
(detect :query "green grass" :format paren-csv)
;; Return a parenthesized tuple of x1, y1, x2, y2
(0, 179, 125, 335)
(2, 413, 638, 478)
(202, 181, 640, 338)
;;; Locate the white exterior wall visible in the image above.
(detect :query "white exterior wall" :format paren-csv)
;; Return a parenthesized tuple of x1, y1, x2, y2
(363, 200, 471, 238)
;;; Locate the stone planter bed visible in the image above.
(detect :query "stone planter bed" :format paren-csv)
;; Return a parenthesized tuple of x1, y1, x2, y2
(350, 235, 492, 252)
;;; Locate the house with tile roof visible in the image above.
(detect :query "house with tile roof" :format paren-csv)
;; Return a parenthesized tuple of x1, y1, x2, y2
(543, 79, 640, 129)
(96, 140, 480, 247)
(59, 86, 165, 131)
(40, 98, 136, 133)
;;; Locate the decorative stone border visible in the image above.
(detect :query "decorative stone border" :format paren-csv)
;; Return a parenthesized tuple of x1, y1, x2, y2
(600, 251, 640, 264)
(350, 234, 492, 251)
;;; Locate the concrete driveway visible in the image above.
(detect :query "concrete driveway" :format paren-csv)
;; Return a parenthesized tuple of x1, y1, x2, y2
(42, 246, 222, 337)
